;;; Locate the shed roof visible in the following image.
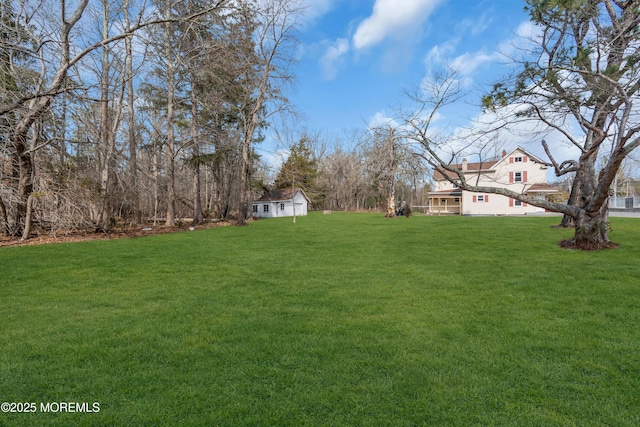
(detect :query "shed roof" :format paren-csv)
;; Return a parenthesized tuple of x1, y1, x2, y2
(256, 188, 310, 202)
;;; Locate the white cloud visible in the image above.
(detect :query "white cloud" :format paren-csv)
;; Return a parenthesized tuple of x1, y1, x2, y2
(300, 0, 337, 28)
(319, 38, 350, 80)
(515, 20, 539, 40)
(450, 51, 502, 75)
(495, 21, 543, 60)
(424, 39, 459, 66)
(353, 0, 443, 50)
(454, 13, 491, 37)
(367, 111, 399, 129)
(425, 19, 539, 77)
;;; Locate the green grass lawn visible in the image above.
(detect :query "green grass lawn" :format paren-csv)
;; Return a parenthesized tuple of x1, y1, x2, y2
(1, 212, 640, 426)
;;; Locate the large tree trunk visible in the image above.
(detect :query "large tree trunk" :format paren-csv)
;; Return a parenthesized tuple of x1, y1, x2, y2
(191, 85, 204, 225)
(0, 194, 10, 236)
(192, 165, 204, 224)
(237, 134, 251, 225)
(14, 133, 34, 235)
(153, 148, 160, 226)
(384, 127, 396, 218)
(21, 193, 34, 240)
(165, 125, 176, 227)
(561, 205, 615, 250)
(560, 156, 617, 250)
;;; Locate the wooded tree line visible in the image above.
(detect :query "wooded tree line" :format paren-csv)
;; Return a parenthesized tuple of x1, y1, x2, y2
(0, 0, 305, 237)
(271, 132, 429, 213)
(0, 0, 430, 240)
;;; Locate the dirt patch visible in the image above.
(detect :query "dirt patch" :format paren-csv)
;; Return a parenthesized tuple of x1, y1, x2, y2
(0, 220, 236, 248)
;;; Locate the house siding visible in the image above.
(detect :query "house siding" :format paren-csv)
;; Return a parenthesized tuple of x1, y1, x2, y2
(252, 190, 309, 219)
(431, 148, 553, 216)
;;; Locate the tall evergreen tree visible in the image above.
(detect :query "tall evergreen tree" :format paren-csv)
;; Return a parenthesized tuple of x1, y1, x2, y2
(274, 137, 322, 207)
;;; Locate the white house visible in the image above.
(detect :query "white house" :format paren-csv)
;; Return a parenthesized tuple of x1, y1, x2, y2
(252, 188, 310, 218)
(428, 147, 558, 215)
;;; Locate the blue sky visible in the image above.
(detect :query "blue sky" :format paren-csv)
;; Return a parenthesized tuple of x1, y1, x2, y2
(289, 0, 532, 138)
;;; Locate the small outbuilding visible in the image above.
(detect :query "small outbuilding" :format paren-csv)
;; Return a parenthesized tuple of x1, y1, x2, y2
(252, 188, 310, 219)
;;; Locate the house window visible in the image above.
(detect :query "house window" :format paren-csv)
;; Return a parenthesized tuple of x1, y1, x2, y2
(509, 171, 527, 183)
(473, 194, 489, 203)
(454, 198, 460, 203)
(477, 195, 484, 202)
(510, 198, 527, 208)
(514, 156, 523, 162)
(263, 204, 269, 213)
(280, 203, 285, 210)
(441, 198, 447, 204)
(252, 205, 258, 213)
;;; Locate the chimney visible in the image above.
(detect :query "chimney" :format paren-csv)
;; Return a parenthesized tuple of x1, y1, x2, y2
(461, 158, 468, 171)
(502, 150, 507, 158)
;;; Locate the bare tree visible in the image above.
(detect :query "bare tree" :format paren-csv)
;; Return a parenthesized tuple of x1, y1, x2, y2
(0, 0, 229, 237)
(364, 122, 425, 216)
(235, 0, 302, 225)
(481, 0, 640, 249)
(95, 0, 127, 232)
(123, 0, 142, 225)
(318, 144, 369, 211)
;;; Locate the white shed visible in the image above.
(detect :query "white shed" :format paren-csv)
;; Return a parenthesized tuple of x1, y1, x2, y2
(252, 188, 310, 218)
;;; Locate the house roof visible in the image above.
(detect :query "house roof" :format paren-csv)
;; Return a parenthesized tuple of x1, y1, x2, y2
(498, 146, 547, 165)
(428, 189, 462, 197)
(433, 161, 497, 180)
(432, 146, 548, 181)
(256, 187, 310, 202)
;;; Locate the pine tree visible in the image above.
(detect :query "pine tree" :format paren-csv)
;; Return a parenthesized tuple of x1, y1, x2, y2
(274, 138, 323, 207)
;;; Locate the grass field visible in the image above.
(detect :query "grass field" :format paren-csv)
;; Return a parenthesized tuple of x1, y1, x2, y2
(1, 212, 640, 426)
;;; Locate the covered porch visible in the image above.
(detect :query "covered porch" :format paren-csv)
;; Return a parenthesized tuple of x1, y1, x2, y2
(426, 190, 462, 215)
